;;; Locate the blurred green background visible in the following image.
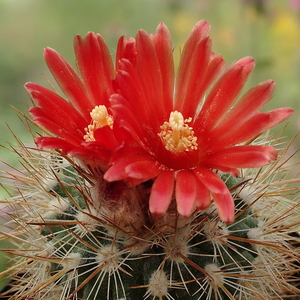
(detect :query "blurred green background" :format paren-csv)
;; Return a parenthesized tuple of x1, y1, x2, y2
(0, 0, 299, 291)
(0, 0, 299, 174)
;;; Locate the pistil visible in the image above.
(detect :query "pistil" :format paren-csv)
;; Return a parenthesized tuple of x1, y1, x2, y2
(158, 111, 198, 153)
(84, 105, 113, 142)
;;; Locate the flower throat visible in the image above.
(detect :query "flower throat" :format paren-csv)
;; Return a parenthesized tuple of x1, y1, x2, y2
(158, 111, 198, 153)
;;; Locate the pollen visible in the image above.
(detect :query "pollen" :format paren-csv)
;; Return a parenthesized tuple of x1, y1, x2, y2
(84, 105, 113, 142)
(158, 111, 198, 153)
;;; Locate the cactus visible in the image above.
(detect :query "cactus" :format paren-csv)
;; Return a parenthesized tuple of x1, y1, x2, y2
(1, 20, 300, 299)
(0, 132, 299, 299)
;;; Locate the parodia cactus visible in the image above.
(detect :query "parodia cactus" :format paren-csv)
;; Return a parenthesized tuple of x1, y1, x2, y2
(1, 133, 300, 300)
(0, 20, 299, 299)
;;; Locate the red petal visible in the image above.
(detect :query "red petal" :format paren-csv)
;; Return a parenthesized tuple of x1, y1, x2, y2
(110, 93, 146, 145)
(175, 20, 210, 113)
(200, 164, 240, 178)
(116, 36, 136, 70)
(104, 158, 136, 182)
(36, 137, 110, 166)
(114, 62, 152, 127)
(26, 83, 86, 138)
(212, 191, 235, 223)
(209, 108, 294, 151)
(90, 126, 118, 150)
(109, 146, 148, 165)
(194, 168, 235, 223)
(149, 170, 175, 215)
(125, 159, 161, 179)
(44, 47, 93, 120)
(135, 29, 165, 125)
(69, 146, 111, 166)
(175, 37, 212, 117)
(74, 32, 114, 107)
(175, 170, 198, 217)
(29, 110, 82, 145)
(209, 80, 275, 139)
(212, 113, 272, 150)
(194, 168, 228, 194)
(194, 179, 211, 210)
(194, 53, 226, 107)
(259, 107, 294, 130)
(204, 53, 226, 84)
(151, 23, 174, 114)
(205, 145, 277, 169)
(104, 154, 160, 182)
(195, 57, 255, 134)
(35, 137, 75, 152)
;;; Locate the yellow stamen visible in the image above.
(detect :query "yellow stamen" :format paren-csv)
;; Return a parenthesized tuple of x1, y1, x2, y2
(158, 111, 198, 153)
(84, 105, 113, 142)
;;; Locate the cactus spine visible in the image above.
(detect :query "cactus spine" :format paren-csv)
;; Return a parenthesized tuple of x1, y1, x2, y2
(0, 134, 299, 299)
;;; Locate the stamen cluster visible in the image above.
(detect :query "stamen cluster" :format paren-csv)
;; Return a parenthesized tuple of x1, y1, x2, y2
(84, 105, 113, 142)
(158, 111, 198, 153)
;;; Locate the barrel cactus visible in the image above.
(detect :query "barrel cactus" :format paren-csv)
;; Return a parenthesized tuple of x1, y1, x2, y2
(1, 133, 299, 299)
(0, 20, 299, 299)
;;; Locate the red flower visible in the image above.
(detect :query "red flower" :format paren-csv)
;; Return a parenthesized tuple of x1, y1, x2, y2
(26, 32, 135, 171)
(104, 21, 294, 222)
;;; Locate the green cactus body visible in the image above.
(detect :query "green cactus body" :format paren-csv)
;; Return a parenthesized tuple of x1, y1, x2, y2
(1, 154, 295, 300)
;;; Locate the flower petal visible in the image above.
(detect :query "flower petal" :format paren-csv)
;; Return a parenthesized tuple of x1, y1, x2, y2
(210, 108, 294, 150)
(116, 36, 137, 70)
(258, 107, 294, 130)
(201, 165, 240, 178)
(114, 61, 152, 127)
(110, 93, 147, 145)
(104, 154, 160, 183)
(211, 191, 235, 224)
(174, 22, 226, 119)
(35, 137, 75, 152)
(109, 146, 149, 165)
(91, 126, 118, 150)
(125, 159, 161, 180)
(209, 80, 276, 139)
(74, 32, 114, 107)
(29, 109, 83, 145)
(175, 170, 197, 217)
(151, 23, 174, 113)
(205, 145, 277, 169)
(149, 170, 175, 215)
(175, 20, 210, 112)
(26, 83, 86, 138)
(194, 168, 228, 194)
(194, 168, 234, 223)
(135, 29, 165, 124)
(175, 36, 212, 117)
(70, 146, 112, 168)
(195, 57, 255, 134)
(44, 47, 93, 119)
(194, 179, 211, 210)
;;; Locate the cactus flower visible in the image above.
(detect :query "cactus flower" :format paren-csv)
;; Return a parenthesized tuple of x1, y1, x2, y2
(26, 21, 293, 223)
(26, 32, 135, 172)
(104, 21, 294, 222)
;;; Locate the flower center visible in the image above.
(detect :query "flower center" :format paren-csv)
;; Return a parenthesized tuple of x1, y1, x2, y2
(158, 111, 198, 153)
(84, 105, 113, 142)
